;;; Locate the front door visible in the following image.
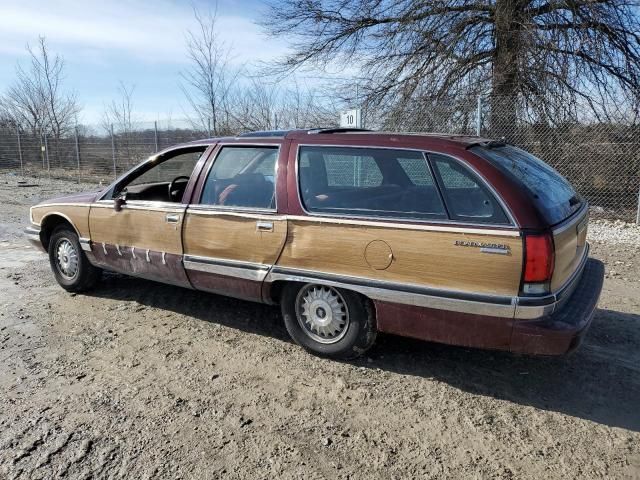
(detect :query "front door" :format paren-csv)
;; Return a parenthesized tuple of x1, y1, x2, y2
(182, 145, 287, 301)
(89, 147, 208, 287)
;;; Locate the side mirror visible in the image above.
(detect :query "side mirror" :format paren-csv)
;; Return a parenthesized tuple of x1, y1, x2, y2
(114, 193, 127, 212)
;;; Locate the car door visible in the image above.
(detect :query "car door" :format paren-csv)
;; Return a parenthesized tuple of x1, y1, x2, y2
(182, 143, 287, 301)
(88, 146, 211, 287)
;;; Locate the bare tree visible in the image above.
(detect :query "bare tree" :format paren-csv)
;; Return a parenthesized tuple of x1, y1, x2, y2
(102, 82, 136, 134)
(180, 5, 239, 135)
(260, 0, 640, 135)
(102, 82, 138, 163)
(1, 37, 79, 141)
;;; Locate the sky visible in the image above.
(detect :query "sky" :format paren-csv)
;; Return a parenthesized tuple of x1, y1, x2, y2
(0, 0, 294, 124)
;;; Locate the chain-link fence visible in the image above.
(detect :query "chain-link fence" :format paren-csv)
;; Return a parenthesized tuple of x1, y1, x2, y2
(1, 96, 639, 222)
(384, 94, 640, 222)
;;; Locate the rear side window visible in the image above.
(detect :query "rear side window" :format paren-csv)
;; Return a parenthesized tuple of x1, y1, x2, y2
(298, 146, 446, 220)
(471, 145, 581, 225)
(200, 146, 277, 209)
(431, 154, 509, 224)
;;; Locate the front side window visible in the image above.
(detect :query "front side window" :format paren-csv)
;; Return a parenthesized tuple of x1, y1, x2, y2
(200, 146, 277, 209)
(298, 146, 446, 220)
(114, 147, 205, 202)
(431, 154, 509, 224)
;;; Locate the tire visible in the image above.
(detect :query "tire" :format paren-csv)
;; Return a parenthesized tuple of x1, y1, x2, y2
(281, 283, 377, 359)
(48, 226, 101, 292)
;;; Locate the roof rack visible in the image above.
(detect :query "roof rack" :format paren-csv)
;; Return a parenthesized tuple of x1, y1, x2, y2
(238, 130, 290, 138)
(307, 128, 372, 134)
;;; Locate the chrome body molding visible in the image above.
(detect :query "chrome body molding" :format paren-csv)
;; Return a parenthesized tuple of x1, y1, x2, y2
(33, 202, 94, 209)
(265, 266, 518, 318)
(186, 205, 283, 219)
(183, 255, 271, 282)
(79, 238, 92, 252)
(264, 264, 582, 320)
(92, 200, 186, 213)
(285, 215, 521, 237)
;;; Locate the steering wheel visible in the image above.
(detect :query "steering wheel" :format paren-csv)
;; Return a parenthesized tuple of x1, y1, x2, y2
(168, 176, 190, 202)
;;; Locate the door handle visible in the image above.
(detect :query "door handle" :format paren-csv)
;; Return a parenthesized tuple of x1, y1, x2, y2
(256, 221, 274, 232)
(165, 213, 180, 223)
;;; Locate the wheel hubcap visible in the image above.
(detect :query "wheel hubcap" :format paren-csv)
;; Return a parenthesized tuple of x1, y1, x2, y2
(55, 238, 79, 278)
(296, 285, 349, 344)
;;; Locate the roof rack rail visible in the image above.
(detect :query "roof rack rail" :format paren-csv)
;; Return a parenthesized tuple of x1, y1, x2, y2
(307, 127, 372, 134)
(238, 130, 289, 138)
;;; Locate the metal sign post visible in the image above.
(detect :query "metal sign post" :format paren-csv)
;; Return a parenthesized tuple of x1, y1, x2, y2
(16, 126, 23, 176)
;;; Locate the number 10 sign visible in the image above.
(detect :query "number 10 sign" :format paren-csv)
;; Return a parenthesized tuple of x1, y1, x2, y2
(339, 109, 362, 128)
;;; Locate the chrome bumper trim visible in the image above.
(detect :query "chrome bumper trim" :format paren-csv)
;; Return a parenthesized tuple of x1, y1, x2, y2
(25, 226, 41, 243)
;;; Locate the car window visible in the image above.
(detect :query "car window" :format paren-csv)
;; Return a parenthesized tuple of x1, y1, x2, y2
(200, 146, 277, 209)
(298, 146, 446, 220)
(128, 150, 202, 187)
(431, 154, 509, 224)
(112, 147, 205, 203)
(470, 144, 581, 225)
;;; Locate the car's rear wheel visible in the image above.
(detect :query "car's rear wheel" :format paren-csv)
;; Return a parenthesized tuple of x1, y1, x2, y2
(48, 226, 101, 292)
(281, 283, 377, 359)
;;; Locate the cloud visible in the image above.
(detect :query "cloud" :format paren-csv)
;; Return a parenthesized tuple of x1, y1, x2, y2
(0, 0, 288, 66)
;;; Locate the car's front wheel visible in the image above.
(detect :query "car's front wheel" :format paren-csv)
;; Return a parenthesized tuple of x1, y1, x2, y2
(281, 283, 377, 359)
(48, 226, 101, 292)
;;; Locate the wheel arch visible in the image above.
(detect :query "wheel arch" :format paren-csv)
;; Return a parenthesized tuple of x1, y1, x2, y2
(267, 279, 378, 322)
(39, 213, 82, 251)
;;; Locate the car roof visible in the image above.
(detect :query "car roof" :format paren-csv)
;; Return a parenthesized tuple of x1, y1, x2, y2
(175, 128, 494, 150)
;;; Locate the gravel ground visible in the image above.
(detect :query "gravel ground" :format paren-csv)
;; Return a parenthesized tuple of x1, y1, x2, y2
(0, 174, 639, 479)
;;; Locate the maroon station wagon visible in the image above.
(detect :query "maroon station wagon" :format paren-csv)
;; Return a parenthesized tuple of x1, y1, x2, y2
(27, 129, 604, 359)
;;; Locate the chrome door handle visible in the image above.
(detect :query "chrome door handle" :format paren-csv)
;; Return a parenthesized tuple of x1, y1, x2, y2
(165, 214, 180, 223)
(256, 221, 274, 232)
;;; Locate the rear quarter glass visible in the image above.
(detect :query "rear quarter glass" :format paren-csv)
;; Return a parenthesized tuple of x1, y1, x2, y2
(470, 145, 581, 225)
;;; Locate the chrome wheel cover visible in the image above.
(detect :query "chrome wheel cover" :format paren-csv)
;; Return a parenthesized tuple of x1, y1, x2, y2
(295, 285, 349, 344)
(55, 238, 79, 279)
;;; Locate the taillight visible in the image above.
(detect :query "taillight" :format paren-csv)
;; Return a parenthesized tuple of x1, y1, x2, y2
(522, 233, 554, 295)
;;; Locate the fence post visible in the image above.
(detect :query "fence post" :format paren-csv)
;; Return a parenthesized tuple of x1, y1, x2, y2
(636, 186, 640, 225)
(44, 133, 50, 178)
(154, 121, 159, 152)
(74, 126, 81, 184)
(476, 96, 483, 137)
(16, 125, 24, 176)
(110, 124, 117, 180)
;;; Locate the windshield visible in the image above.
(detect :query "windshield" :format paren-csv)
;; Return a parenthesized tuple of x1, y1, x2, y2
(471, 144, 582, 225)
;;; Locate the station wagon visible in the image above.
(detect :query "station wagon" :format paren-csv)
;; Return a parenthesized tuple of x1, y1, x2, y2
(26, 129, 604, 359)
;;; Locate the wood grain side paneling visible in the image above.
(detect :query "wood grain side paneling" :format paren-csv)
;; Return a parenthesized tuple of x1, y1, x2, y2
(551, 210, 588, 291)
(32, 205, 91, 238)
(89, 206, 183, 254)
(183, 212, 287, 265)
(276, 219, 524, 296)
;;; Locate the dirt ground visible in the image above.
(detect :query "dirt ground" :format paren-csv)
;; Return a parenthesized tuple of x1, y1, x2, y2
(0, 174, 639, 479)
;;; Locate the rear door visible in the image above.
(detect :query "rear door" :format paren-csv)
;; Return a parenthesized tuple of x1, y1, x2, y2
(182, 144, 288, 301)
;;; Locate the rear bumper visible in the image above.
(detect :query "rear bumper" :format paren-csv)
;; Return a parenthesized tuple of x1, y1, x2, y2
(25, 225, 46, 252)
(510, 258, 605, 355)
